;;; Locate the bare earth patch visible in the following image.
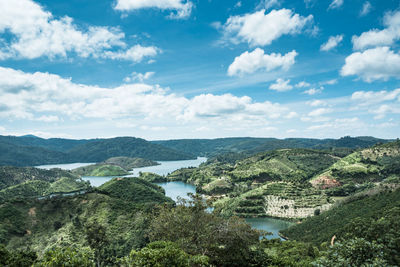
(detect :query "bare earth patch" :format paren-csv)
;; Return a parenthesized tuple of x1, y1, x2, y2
(311, 176, 341, 189)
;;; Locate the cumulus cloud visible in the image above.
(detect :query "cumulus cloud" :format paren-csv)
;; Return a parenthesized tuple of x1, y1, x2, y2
(228, 48, 297, 76)
(328, 0, 343, 10)
(269, 78, 293, 92)
(360, 1, 372, 17)
(352, 11, 400, 50)
(0, 0, 158, 61)
(341, 46, 400, 82)
(114, 0, 193, 19)
(219, 9, 313, 46)
(320, 35, 344, 51)
(0, 67, 294, 127)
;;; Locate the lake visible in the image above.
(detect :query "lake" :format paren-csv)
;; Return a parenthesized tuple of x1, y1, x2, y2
(36, 157, 291, 238)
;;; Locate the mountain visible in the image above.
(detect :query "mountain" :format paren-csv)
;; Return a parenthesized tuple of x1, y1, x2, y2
(0, 135, 195, 166)
(66, 137, 195, 162)
(153, 136, 391, 157)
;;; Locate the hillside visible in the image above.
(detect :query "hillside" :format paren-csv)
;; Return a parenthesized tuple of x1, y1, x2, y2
(0, 135, 195, 166)
(153, 136, 390, 157)
(0, 166, 80, 190)
(72, 164, 130, 177)
(0, 180, 173, 259)
(281, 186, 400, 245)
(167, 141, 400, 219)
(103, 156, 159, 170)
(310, 140, 400, 195)
(66, 137, 195, 162)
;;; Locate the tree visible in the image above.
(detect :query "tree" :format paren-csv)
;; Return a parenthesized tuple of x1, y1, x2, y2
(313, 238, 388, 267)
(36, 247, 94, 267)
(85, 220, 109, 267)
(148, 194, 260, 266)
(123, 241, 208, 267)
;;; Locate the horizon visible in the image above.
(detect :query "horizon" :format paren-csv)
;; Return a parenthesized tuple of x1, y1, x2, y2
(0, 0, 400, 140)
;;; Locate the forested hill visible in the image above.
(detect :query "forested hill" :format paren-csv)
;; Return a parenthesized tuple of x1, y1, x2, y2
(152, 136, 391, 157)
(0, 136, 195, 166)
(0, 135, 391, 167)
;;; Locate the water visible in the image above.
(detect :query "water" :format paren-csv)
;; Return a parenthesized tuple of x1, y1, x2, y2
(37, 157, 207, 187)
(130, 157, 207, 177)
(155, 181, 196, 202)
(245, 217, 293, 240)
(36, 162, 95, 170)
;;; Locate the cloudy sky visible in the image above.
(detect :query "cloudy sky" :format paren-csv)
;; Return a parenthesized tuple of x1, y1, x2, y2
(0, 0, 399, 140)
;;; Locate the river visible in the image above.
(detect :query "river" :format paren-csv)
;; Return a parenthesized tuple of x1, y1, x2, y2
(36, 157, 292, 239)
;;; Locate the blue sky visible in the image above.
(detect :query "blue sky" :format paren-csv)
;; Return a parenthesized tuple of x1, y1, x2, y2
(0, 0, 399, 140)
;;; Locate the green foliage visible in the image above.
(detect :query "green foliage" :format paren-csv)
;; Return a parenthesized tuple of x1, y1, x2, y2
(103, 157, 159, 170)
(98, 178, 172, 204)
(73, 164, 130, 177)
(148, 194, 260, 267)
(0, 245, 37, 267)
(313, 238, 388, 267)
(139, 172, 167, 183)
(36, 247, 95, 267)
(123, 241, 208, 267)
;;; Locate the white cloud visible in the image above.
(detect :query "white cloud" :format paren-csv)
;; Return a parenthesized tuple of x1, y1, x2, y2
(351, 89, 400, 105)
(269, 78, 293, 92)
(321, 79, 338, 85)
(219, 9, 313, 46)
(303, 87, 323, 95)
(103, 45, 159, 62)
(308, 118, 362, 131)
(285, 112, 298, 119)
(0, 67, 295, 128)
(0, 0, 159, 62)
(370, 104, 400, 119)
(124, 71, 155, 83)
(259, 0, 281, 10)
(36, 115, 59, 122)
(360, 1, 372, 17)
(320, 35, 344, 51)
(341, 46, 400, 82)
(307, 100, 327, 107)
(114, 0, 193, 19)
(295, 81, 311, 88)
(328, 0, 343, 10)
(352, 11, 400, 50)
(308, 108, 333, 117)
(228, 48, 297, 76)
(234, 1, 242, 8)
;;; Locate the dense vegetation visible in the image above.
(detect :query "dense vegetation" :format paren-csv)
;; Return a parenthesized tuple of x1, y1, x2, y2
(0, 134, 389, 166)
(72, 157, 159, 176)
(0, 135, 194, 166)
(0, 138, 399, 266)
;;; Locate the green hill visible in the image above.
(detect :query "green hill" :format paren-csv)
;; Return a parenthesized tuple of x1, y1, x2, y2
(103, 156, 159, 170)
(281, 186, 400, 245)
(72, 164, 130, 177)
(0, 166, 80, 190)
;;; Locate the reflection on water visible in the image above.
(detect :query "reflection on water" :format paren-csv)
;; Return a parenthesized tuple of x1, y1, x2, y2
(155, 181, 196, 202)
(245, 217, 293, 240)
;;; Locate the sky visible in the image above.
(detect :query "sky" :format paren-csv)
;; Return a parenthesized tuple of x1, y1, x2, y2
(0, 0, 399, 140)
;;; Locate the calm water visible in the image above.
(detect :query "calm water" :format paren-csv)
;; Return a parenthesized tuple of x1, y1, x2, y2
(37, 157, 207, 187)
(36, 157, 291, 237)
(245, 217, 293, 240)
(130, 157, 207, 177)
(155, 181, 196, 202)
(36, 162, 95, 170)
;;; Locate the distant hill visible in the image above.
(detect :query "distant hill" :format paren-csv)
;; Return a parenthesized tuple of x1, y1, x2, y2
(0, 135, 392, 167)
(153, 136, 391, 157)
(0, 135, 195, 166)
